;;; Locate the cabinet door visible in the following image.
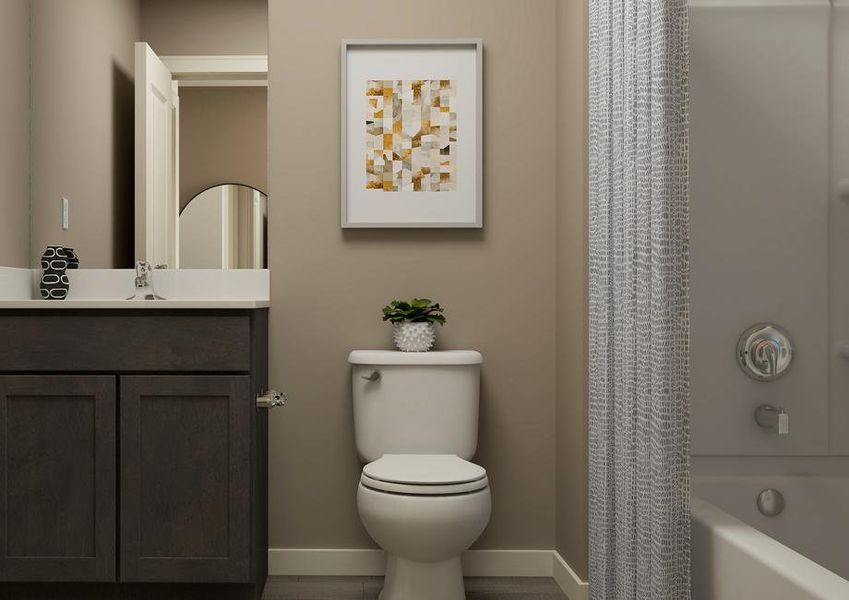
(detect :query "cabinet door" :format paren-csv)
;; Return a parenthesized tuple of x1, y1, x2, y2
(120, 376, 251, 582)
(0, 375, 116, 582)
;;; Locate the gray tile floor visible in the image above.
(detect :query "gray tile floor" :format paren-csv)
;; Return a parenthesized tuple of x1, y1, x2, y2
(262, 576, 567, 600)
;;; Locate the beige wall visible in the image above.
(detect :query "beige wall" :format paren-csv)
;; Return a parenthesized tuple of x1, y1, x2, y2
(556, 0, 588, 580)
(0, 0, 31, 268)
(141, 0, 267, 56)
(179, 87, 267, 210)
(268, 0, 560, 549)
(12, 0, 590, 565)
(29, 0, 139, 268)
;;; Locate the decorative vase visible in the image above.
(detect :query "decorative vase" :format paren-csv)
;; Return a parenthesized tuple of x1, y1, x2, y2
(393, 321, 436, 352)
(40, 245, 70, 300)
(64, 247, 80, 269)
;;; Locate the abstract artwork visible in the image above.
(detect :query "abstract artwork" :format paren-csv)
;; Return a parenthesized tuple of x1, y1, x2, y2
(342, 40, 482, 227)
(365, 80, 457, 192)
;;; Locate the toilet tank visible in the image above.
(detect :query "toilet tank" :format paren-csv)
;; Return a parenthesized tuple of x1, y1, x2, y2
(349, 350, 483, 463)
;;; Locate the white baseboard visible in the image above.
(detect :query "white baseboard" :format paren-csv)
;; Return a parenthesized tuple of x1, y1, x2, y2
(268, 549, 386, 576)
(268, 548, 588, 599)
(461, 549, 553, 576)
(552, 551, 589, 600)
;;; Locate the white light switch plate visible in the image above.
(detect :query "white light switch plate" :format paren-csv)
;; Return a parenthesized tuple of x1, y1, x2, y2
(62, 197, 69, 230)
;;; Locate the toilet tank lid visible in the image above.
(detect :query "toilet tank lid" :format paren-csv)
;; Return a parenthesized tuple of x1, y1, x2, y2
(348, 350, 483, 365)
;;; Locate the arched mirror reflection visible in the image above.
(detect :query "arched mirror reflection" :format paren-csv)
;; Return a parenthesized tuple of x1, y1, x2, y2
(179, 184, 267, 269)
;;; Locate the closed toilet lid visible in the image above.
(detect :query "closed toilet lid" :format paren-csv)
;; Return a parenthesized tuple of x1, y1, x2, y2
(360, 472, 489, 496)
(362, 454, 487, 489)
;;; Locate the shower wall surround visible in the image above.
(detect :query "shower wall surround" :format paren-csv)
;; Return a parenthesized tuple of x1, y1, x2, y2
(829, 1, 849, 455)
(690, 0, 847, 456)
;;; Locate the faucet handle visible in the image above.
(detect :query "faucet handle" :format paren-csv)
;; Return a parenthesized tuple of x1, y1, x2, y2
(135, 260, 151, 278)
(737, 324, 793, 381)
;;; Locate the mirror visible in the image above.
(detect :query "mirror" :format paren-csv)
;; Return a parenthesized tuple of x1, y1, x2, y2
(180, 184, 267, 269)
(0, 0, 268, 270)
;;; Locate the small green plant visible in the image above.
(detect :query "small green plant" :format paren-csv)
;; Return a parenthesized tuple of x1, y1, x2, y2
(381, 298, 446, 326)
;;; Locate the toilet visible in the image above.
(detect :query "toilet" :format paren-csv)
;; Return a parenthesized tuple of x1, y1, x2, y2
(349, 350, 491, 600)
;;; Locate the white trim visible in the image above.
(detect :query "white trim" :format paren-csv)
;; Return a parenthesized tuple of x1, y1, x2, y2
(268, 548, 588, 599)
(177, 79, 268, 88)
(269, 549, 387, 577)
(160, 55, 267, 77)
(462, 550, 555, 576)
(552, 551, 589, 600)
(159, 55, 267, 88)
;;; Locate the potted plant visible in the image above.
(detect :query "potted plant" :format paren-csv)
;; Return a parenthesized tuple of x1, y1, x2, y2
(381, 298, 446, 352)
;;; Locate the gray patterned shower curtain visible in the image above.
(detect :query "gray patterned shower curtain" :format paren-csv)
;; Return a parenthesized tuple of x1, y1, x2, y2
(588, 0, 691, 599)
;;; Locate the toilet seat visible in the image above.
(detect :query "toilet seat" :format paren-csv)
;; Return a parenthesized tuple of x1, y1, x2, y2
(361, 454, 488, 496)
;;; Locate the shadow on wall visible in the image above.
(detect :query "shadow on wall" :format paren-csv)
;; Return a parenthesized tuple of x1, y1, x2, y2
(341, 228, 485, 245)
(112, 60, 135, 268)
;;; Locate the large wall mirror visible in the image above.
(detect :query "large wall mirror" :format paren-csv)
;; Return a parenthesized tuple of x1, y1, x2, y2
(0, 0, 268, 270)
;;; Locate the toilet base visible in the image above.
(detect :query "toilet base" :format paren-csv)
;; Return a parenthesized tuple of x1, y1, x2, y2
(379, 554, 465, 600)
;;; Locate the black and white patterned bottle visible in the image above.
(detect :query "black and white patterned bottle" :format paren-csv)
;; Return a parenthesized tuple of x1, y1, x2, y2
(40, 245, 70, 300)
(64, 247, 80, 269)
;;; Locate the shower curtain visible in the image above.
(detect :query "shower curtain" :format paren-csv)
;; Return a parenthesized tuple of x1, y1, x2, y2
(588, 1, 690, 599)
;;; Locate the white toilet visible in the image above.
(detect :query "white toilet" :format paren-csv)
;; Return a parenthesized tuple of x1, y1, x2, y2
(349, 350, 491, 600)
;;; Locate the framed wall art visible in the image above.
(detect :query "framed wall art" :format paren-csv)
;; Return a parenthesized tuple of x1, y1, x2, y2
(341, 39, 483, 228)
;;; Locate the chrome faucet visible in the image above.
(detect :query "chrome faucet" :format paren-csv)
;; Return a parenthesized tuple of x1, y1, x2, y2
(754, 404, 789, 435)
(126, 261, 165, 300)
(134, 261, 153, 289)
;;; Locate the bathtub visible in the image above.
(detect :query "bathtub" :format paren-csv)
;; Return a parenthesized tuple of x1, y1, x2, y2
(692, 476, 849, 600)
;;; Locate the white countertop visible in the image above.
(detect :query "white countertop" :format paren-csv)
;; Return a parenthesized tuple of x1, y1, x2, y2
(0, 267, 270, 309)
(0, 299, 269, 309)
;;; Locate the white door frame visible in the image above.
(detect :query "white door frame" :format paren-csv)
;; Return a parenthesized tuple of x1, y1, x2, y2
(159, 55, 268, 87)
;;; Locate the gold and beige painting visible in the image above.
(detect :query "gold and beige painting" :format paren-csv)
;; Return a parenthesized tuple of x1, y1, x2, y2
(365, 79, 457, 192)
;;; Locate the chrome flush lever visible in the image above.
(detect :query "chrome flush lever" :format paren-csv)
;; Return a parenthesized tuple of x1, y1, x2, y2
(256, 389, 287, 409)
(361, 370, 381, 382)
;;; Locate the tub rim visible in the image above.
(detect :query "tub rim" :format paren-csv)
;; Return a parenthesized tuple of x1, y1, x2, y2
(692, 495, 849, 599)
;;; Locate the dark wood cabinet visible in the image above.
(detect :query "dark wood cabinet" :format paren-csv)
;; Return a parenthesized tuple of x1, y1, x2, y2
(0, 375, 116, 582)
(120, 375, 251, 582)
(0, 309, 269, 600)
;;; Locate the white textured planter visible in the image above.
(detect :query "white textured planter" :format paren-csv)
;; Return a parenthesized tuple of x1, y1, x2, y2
(392, 322, 436, 352)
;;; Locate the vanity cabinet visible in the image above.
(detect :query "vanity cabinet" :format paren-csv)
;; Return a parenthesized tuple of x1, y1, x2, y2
(0, 309, 269, 600)
(0, 375, 116, 582)
(120, 375, 251, 582)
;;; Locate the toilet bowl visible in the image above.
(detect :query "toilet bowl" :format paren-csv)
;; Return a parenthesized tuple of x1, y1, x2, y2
(349, 350, 488, 600)
(357, 454, 491, 600)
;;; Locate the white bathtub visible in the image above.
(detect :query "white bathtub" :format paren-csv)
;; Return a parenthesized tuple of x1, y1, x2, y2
(692, 476, 849, 600)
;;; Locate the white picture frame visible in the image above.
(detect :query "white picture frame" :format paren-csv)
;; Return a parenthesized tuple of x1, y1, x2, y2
(341, 39, 483, 228)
